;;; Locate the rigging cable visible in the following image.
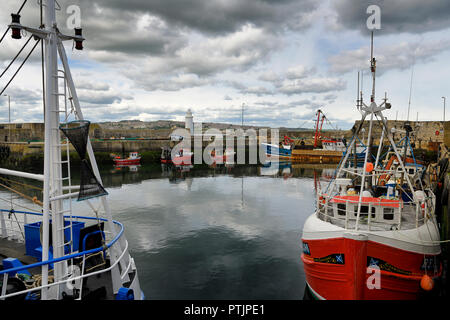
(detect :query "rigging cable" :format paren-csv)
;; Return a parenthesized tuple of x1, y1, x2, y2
(0, 35, 33, 78)
(0, 37, 40, 96)
(40, 0, 46, 121)
(0, 0, 29, 45)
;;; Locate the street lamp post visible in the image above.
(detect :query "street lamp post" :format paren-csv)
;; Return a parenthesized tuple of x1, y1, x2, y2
(3, 94, 10, 142)
(442, 97, 446, 122)
(241, 102, 245, 127)
(3, 94, 10, 122)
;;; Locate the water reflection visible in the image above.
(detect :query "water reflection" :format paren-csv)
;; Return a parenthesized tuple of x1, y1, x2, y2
(92, 162, 336, 299)
(0, 162, 336, 300)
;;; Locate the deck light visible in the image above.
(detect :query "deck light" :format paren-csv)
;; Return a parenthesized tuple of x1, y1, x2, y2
(74, 28, 83, 50)
(11, 14, 22, 39)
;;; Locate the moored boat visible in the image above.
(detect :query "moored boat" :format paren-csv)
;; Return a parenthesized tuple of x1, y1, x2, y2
(113, 152, 141, 166)
(261, 136, 293, 160)
(161, 146, 193, 165)
(0, 0, 143, 300)
(301, 33, 442, 300)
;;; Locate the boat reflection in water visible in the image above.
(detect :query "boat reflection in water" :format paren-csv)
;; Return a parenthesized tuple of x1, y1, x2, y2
(260, 161, 293, 179)
(113, 164, 141, 173)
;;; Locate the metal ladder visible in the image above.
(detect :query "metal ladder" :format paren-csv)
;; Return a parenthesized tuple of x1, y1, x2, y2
(52, 69, 76, 260)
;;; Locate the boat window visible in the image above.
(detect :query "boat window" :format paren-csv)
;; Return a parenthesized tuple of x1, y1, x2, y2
(383, 207, 394, 220)
(337, 203, 346, 216)
(408, 168, 415, 174)
(326, 204, 334, 217)
(354, 205, 375, 218)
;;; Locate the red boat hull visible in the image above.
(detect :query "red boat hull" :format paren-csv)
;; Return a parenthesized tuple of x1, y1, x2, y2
(113, 158, 140, 165)
(301, 237, 440, 300)
(161, 155, 192, 165)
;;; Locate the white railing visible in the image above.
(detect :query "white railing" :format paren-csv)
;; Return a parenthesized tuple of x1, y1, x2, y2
(315, 191, 430, 231)
(0, 210, 131, 300)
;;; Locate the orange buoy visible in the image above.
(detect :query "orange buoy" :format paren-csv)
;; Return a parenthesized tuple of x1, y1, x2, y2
(420, 274, 434, 291)
(365, 162, 374, 173)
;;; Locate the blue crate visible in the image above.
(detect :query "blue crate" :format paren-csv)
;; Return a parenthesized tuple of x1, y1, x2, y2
(24, 220, 85, 259)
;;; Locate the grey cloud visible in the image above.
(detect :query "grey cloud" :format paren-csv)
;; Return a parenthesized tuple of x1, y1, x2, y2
(334, 0, 450, 35)
(240, 86, 273, 97)
(329, 39, 450, 74)
(278, 77, 346, 95)
(88, 0, 318, 35)
(75, 80, 110, 91)
(78, 91, 125, 105)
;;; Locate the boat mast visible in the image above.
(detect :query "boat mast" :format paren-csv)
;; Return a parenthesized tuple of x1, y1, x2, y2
(41, 0, 66, 298)
(7, 0, 134, 299)
(354, 32, 376, 230)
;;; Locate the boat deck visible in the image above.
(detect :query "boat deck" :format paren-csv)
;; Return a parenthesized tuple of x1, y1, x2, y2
(319, 204, 426, 231)
(291, 149, 342, 163)
(0, 236, 116, 300)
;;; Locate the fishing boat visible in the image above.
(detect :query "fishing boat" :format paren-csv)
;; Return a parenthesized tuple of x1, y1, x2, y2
(301, 34, 441, 300)
(314, 110, 367, 161)
(322, 138, 366, 154)
(210, 148, 236, 165)
(0, 0, 143, 300)
(113, 152, 141, 166)
(160, 146, 192, 165)
(261, 136, 293, 160)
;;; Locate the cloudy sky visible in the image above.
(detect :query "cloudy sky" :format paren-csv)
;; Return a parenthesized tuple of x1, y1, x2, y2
(1, 0, 450, 129)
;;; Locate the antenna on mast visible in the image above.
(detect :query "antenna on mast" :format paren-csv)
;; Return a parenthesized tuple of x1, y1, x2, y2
(370, 31, 376, 102)
(357, 71, 360, 110)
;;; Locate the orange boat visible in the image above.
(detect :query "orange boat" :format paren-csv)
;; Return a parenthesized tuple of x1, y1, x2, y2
(301, 33, 441, 300)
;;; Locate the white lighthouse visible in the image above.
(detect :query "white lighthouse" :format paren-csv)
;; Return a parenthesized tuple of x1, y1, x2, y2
(185, 109, 194, 133)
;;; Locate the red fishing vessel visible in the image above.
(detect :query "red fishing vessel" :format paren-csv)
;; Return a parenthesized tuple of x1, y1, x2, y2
(160, 147, 192, 165)
(210, 148, 236, 164)
(113, 152, 141, 165)
(301, 33, 441, 300)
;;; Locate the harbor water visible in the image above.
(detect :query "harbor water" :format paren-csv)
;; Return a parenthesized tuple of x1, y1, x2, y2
(0, 162, 335, 300)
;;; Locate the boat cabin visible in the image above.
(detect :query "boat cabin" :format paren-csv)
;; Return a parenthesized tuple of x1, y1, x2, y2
(129, 152, 139, 159)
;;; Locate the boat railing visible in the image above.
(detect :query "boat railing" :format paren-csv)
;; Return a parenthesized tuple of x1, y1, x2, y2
(316, 191, 429, 231)
(0, 210, 130, 300)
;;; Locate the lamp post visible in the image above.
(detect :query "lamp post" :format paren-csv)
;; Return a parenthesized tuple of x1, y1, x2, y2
(241, 102, 245, 127)
(442, 97, 446, 122)
(3, 94, 10, 142)
(3, 94, 10, 123)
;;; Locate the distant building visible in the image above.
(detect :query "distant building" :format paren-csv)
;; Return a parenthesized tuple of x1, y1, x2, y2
(185, 109, 194, 133)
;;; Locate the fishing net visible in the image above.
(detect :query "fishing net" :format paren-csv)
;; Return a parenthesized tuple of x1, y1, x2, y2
(78, 159, 108, 201)
(59, 120, 90, 159)
(60, 120, 108, 201)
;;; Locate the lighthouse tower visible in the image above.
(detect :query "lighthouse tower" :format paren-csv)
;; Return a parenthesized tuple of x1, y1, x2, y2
(185, 109, 194, 133)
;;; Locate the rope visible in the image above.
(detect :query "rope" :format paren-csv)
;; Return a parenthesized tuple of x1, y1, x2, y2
(0, 176, 43, 191)
(0, 182, 43, 206)
(0, 36, 33, 79)
(0, 38, 40, 96)
(0, 196, 40, 213)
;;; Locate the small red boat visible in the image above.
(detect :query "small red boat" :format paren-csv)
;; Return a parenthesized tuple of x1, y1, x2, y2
(161, 147, 192, 165)
(113, 152, 141, 165)
(210, 149, 235, 165)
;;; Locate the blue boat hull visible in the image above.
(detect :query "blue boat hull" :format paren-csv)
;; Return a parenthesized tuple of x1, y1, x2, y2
(263, 143, 292, 158)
